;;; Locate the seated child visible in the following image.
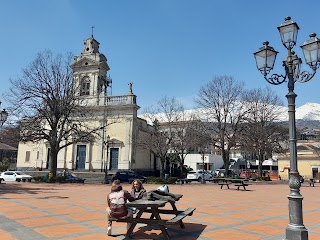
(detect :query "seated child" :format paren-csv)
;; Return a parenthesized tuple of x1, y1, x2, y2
(130, 179, 146, 200)
(106, 180, 135, 236)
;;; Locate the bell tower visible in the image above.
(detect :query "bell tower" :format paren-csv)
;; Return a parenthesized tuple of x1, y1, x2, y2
(71, 34, 111, 106)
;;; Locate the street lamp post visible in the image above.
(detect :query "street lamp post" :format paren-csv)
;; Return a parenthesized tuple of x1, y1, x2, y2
(201, 152, 206, 184)
(103, 135, 111, 184)
(0, 102, 8, 127)
(198, 146, 207, 184)
(254, 17, 320, 240)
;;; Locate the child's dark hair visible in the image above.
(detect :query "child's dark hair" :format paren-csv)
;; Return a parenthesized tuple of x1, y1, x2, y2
(112, 179, 121, 186)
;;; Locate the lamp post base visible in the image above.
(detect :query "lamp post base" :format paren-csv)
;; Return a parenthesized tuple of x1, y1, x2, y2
(284, 226, 308, 240)
(285, 174, 308, 240)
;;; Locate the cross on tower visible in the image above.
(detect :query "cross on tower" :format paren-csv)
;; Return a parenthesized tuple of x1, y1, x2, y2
(91, 26, 94, 37)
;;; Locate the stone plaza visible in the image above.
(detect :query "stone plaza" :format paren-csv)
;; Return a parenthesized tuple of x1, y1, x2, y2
(0, 181, 320, 240)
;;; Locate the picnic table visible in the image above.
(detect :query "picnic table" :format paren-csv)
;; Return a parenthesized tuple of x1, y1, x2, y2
(218, 178, 251, 191)
(110, 195, 195, 240)
(207, 177, 220, 183)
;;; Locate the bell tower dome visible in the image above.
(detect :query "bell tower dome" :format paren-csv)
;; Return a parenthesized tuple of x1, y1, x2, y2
(71, 34, 111, 106)
(82, 37, 100, 55)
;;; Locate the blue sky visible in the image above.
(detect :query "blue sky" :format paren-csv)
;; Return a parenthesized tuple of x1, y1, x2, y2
(1, 0, 320, 113)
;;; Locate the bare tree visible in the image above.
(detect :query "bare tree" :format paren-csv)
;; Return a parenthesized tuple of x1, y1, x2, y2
(169, 114, 201, 177)
(5, 50, 101, 180)
(195, 75, 248, 175)
(141, 96, 184, 178)
(241, 87, 288, 176)
(188, 120, 212, 179)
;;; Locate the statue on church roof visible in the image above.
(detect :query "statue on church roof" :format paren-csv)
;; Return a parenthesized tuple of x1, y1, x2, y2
(128, 82, 133, 94)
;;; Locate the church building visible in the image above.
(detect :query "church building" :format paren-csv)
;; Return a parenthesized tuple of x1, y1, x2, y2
(16, 35, 156, 174)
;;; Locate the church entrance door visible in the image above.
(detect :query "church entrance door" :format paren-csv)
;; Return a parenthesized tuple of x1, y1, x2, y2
(110, 148, 119, 170)
(76, 145, 86, 170)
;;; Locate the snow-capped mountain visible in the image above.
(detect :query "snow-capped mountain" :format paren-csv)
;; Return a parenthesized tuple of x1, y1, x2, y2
(139, 102, 320, 124)
(295, 103, 320, 121)
(278, 102, 320, 121)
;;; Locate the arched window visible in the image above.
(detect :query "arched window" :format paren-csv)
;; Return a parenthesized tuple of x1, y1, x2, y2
(80, 77, 90, 96)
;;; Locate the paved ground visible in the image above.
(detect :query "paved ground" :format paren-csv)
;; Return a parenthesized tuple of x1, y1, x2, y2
(0, 181, 320, 240)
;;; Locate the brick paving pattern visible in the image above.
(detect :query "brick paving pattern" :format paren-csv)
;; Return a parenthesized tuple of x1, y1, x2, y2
(0, 181, 320, 239)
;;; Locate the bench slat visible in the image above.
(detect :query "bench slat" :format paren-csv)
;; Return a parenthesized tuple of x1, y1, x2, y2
(144, 209, 184, 215)
(109, 217, 167, 225)
(165, 208, 196, 225)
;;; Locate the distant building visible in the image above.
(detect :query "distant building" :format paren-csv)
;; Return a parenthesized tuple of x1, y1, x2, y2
(0, 142, 17, 170)
(278, 142, 320, 180)
(300, 128, 319, 140)
(184, 153, 223, 172)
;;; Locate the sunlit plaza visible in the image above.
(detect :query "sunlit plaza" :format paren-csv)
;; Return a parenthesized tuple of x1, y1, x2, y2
(0, 181, 320, 240)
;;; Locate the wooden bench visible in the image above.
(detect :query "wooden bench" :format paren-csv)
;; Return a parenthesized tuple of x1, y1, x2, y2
(109, 216, 133, 223)
(234, 183, 251, 191)
(218, 183, 230, 189)
(164, 208, 196, 226)
(109, 208, 196, 225)
(109, 216, 167, 225)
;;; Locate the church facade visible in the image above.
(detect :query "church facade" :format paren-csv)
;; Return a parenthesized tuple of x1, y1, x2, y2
(16, 35, 156, 173)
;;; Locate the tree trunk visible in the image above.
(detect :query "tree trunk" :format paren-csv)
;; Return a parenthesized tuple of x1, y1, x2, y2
(179, 156, 185, 178)
(180, 163, 184, 178)
(49, 147, 58, 181)
(160, 159, 166, 179)
(258, 153, 264, 177)
(222, 149, 229, 174)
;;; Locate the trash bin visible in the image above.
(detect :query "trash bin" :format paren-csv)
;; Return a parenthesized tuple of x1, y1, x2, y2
(43, 173, 49, 181)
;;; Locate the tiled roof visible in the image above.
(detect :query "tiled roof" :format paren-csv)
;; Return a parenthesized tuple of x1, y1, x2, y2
(297, 144, 320, 151)
(0, 142, 17, 151)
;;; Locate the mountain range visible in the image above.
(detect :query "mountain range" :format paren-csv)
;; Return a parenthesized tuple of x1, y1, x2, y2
(140, 102, 320, 129)
(279, 103, 320, 129)
(290, 103, 320, 121)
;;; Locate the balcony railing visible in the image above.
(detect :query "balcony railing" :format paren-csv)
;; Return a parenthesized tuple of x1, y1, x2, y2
(106, 94, 136, 105)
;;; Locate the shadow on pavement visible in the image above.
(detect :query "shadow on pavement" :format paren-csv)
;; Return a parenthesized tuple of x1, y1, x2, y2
(131, 222, 206, 239)
(0, 182, 61, 197)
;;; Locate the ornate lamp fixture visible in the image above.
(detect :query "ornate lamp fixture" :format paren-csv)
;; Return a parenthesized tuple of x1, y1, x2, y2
(254, 16, 320, 240)
(0, 102, 8, 127)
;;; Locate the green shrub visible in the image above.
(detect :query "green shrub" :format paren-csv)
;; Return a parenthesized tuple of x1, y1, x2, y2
(0, 157, 9, 172)
(256, 176, 271, 181)
(56, 176, 66, 183)
(46, 176, 66, 183)
(166, 177, 178, 184)
(33, 174, 66, 183)
(147, 176, 164, 184)
(146, 176, 178, 184)
(33, 176, 45, 182)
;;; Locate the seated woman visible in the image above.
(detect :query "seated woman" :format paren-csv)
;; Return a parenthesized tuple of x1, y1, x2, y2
(130, 179, 146, 200)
